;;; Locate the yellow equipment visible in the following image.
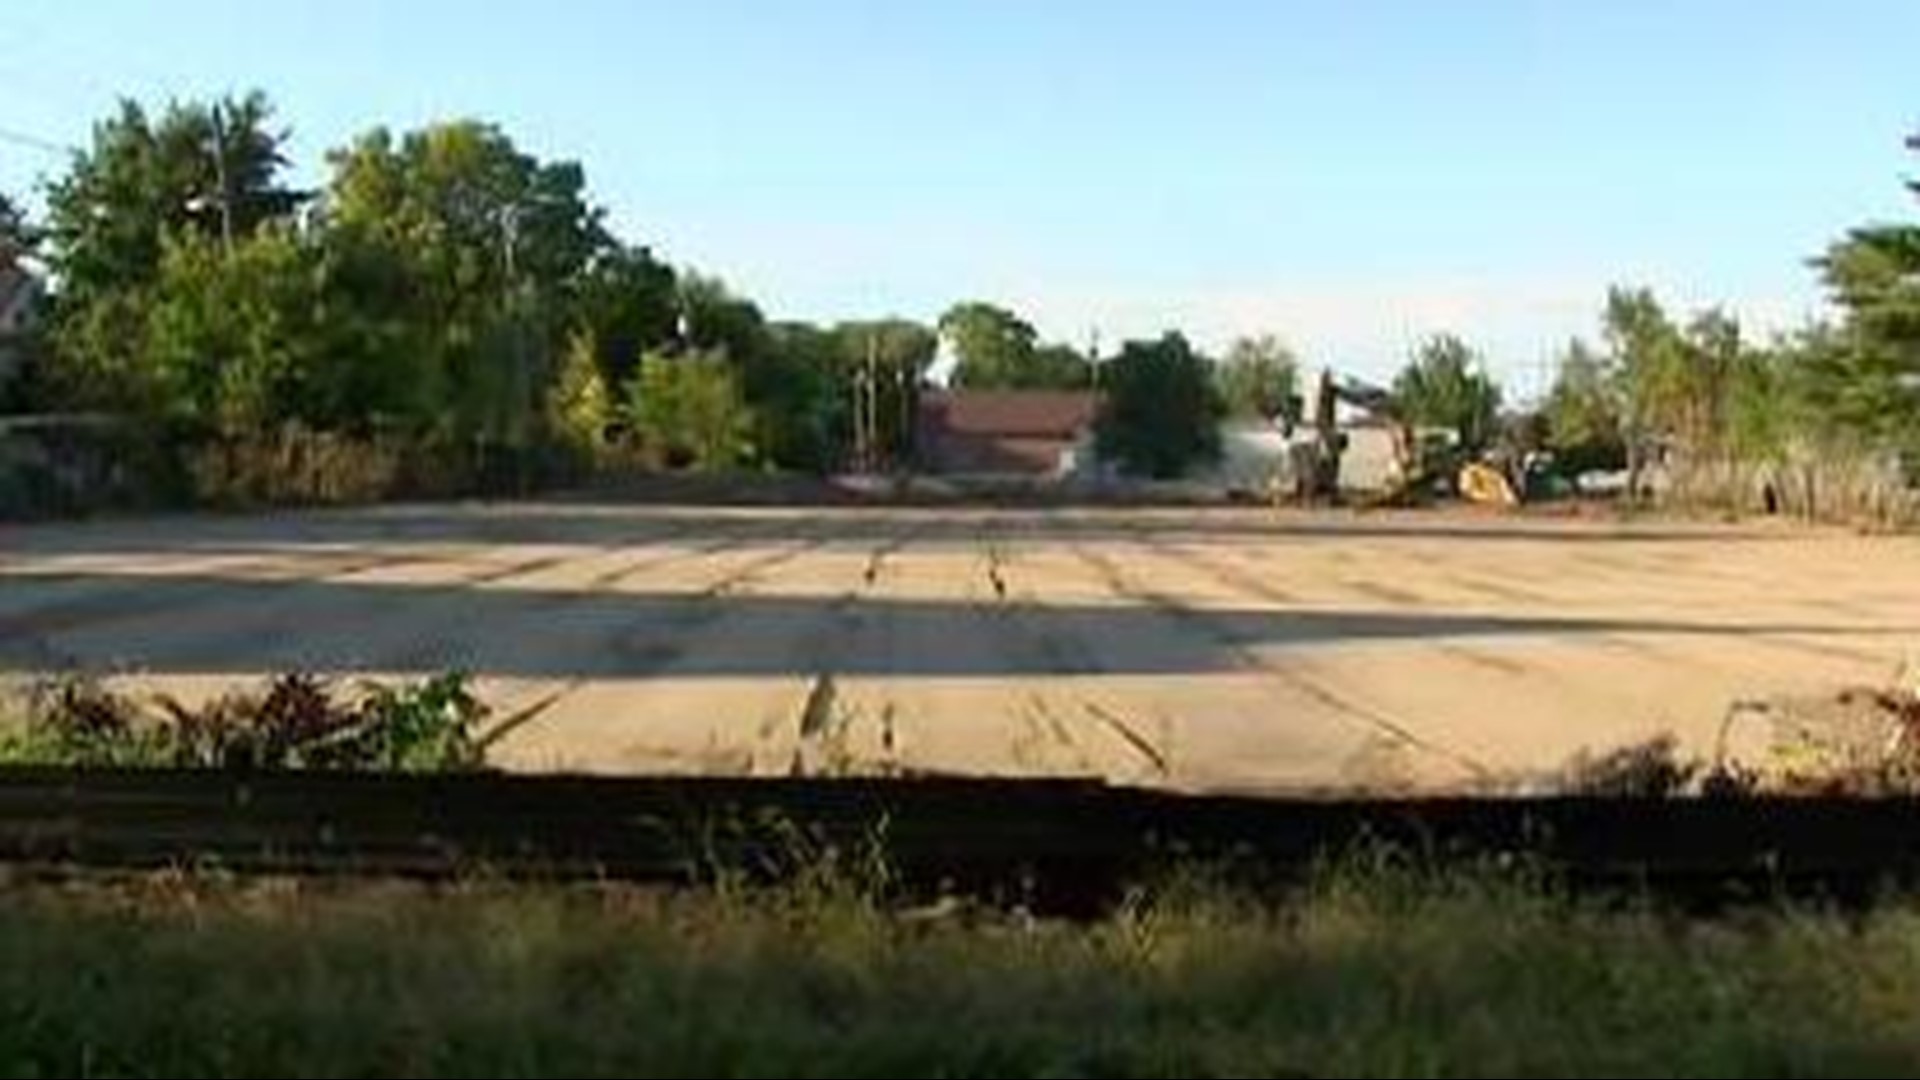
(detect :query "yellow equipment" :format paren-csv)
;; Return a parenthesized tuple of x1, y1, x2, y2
(1459, 461, 1519, 507)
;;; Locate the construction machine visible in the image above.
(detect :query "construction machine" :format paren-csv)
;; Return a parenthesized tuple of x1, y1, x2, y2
(1294, 369, 1446, 505)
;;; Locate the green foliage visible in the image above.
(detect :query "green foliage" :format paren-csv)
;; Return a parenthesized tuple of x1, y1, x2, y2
(141, 227, 323, 432)
(573, 243, 678, 390)
(42, 94, 306, 412)
(349, 673, 489, 772)
(1391, 333, 1502, 453)
(0, 672, 486, 772)
(1545, 337, 1625, 469)
(1603, 286, 1686, 448)
(323, 119, 609, 452)
(626, 349, 757, 469)
(940, 300, 1032, 389)
(1096, 332, 1223, 478)
(1028, 342, 1093, 388)
(1215, 334, 1299, 421)
(545, 331, 615, 458)
(45, 93, 302, 301)
(940, 301, 1089, 390)
(681, 274, 838, 471)
(1809, 225, 1920, 457)
(758, 321, 844, 471)
(28, 93, 1920, 513)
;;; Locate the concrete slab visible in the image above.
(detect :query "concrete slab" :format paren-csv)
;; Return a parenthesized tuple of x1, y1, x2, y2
(3, 501, 1916, 791)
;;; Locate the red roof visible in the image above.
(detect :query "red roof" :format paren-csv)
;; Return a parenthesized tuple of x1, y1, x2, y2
(918, 390, 1100, 439)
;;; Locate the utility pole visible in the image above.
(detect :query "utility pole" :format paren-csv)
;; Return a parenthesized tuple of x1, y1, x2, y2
(208, 103, 234, 256)
(494, 205, 528, 491)
(898, 352, 912, 471)
(849, 361, 866, 473)
(865, 330, 881, 472)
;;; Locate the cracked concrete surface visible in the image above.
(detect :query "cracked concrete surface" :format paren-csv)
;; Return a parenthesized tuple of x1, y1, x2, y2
(4, 500, 1917, 791)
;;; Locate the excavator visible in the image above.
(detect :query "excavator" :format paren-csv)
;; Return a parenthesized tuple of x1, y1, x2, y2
(1290, 369, 1517, 506)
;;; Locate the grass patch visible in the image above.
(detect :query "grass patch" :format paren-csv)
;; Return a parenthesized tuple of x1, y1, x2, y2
(0, 862, 1916, 1077)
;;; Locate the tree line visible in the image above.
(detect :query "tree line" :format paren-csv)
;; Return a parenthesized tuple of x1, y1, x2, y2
(1, 93, 1915, 504)
(6, 93, 937, 497)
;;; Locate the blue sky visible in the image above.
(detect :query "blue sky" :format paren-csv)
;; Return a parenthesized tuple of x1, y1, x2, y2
(2, 1, 1916, 391)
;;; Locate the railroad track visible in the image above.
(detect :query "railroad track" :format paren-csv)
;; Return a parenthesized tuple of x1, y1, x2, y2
(3, 767, 1920, 912)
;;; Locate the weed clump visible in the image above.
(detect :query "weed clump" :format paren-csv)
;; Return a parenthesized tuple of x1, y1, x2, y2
(0, 672, 488, 772)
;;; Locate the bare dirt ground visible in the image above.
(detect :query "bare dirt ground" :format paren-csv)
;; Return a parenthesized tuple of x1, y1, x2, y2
(3, 500, 1917, 791)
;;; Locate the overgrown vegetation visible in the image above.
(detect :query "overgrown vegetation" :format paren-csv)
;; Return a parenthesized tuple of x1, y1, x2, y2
(0, 861, 1914, 1077)
(0, 672, 488, 771)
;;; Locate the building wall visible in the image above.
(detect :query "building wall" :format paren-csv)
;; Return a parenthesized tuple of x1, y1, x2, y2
(926, 432, 1080, 476)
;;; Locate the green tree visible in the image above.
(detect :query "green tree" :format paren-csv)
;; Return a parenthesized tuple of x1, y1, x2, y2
(1724, 334, 1808, 461)
(940, 301, 1036, 389)
(1029, 342, 1093, 389)
(678, 272, 769, 361)
(42, 93, 306, 410)
(324, 120, 610, 447)
(1095, 332, 1223, 478)
(300, 221, 443, 434)
(134, 225, 430, 438)
(1601, 286, 1687, 490)
(139, 228, 315, 432)
(1215, 334, 1299, 422)
(573, 244, 678, 391)
(1545, 337, 1624, 470)
(1392, 334, 1502, 454)
(46, 93, 302, 300)
(1676, 307, 1743, 452)
(1808, 223, 1920, 455)
(938, 301, 1089, 390)
(625, 350, 755, 469)
(757, 321, 842, 471)
(675, 273, 845, 470)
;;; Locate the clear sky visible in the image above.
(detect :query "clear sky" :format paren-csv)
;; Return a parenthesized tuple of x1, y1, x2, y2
(2, 1, 1916, 391)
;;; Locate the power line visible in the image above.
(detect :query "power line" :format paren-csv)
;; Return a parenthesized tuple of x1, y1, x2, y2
(0, 125, 76, 156)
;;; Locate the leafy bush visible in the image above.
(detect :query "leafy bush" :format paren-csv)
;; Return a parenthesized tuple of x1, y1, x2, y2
(625, 349, 757, 470)
(0, 672, 488, 772)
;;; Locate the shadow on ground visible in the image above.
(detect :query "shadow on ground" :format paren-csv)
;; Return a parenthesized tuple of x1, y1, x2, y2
(2, 570, 1906, 679)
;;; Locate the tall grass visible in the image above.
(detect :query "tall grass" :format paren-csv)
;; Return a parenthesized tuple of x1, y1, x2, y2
(1661, 449, 1919, 529)
(0, 862, 1915, 1077)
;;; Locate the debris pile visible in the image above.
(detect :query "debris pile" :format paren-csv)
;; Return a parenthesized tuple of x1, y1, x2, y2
(1554, 674, 1920, 798)
(1714, 681, 1920, 796)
